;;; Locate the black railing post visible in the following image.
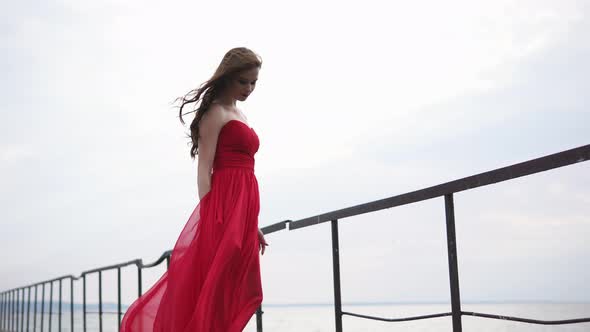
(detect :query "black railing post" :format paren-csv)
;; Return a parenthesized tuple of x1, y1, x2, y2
(331, 219, 343, 332)
(7, 291, 14, 331)
(13, 289, 16, 332)
(18, 289, 21, 332)
(20, 287, 27, 332)
(3, 292, 5, 331)
(10, 290, 13, 331)
(16, 288, 20, 332)
(4, 291, 6, 331)
(15, 289, 18, 332)
(99, 270, 103, 332)
(14, 289, 18, 331)
(26, 287, 31, 332)
(5, 291, 7, 331)
(71, 278, 74, 332)
(20, 288, 25, 332)
(118, 267, 122, 332)
(0, 292, 3, 330)
(1, 292, 3, 330)
(3, 291, 6, 331)
(3, 292, 6, 331)
(59, 278, 63, 332)
(83, 274, 87, 332)
(20, 288, 23, 332)
(444, 194, 463, 332)
(16, 289, 19, 332)
(21, 288, 25, 332)
(33, 285, 38, 332)
(16, 288, 24, 331)
(19, 288, 25, 332)
(256, 305, 263, 332)
(49, 280, 53, 332)
(41, 283, 45, 332)
(138, 266, 143, 297)
(15, 289, 17, 332)
(7, 291, 9, 331)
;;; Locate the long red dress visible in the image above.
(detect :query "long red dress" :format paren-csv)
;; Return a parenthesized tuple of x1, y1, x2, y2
(120, 119, 263, 331)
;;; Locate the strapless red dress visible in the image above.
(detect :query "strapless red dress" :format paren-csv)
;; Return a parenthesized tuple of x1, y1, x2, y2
(120, 119, 263, 332)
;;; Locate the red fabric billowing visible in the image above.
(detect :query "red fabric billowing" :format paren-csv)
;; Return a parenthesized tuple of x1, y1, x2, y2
(120, 120, 263, 331)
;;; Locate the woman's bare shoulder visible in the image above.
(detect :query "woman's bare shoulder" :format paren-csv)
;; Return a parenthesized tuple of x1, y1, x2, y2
(199, 103, 227, 133)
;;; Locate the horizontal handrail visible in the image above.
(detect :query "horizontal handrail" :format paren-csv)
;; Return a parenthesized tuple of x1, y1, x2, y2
(289, 144, 589, 230)
(3, 256, 164, 292)
(260, 219, 291, 234)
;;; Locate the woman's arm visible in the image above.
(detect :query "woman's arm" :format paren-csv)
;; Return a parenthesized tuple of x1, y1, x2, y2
(196, 105, 224, 199)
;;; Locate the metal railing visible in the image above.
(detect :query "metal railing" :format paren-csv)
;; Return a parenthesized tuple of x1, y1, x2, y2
(1, 144, 589, 331)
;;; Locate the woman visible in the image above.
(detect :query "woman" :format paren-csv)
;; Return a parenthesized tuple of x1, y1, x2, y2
(120, 47, 268, 332)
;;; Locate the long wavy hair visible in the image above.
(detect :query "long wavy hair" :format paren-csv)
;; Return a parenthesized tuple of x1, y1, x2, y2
(177, 47, 262, 159)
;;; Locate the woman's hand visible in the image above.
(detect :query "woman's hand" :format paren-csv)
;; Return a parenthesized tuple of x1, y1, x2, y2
(258, 228, 269, 255)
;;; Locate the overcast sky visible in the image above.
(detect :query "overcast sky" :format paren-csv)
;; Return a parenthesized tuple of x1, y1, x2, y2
(1, 0, 589, 306)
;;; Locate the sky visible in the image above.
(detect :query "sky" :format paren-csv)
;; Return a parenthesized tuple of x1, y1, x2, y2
(1, 0, 589, 307)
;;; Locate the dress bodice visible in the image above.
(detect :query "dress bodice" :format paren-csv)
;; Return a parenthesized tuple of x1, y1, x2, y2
(212, 119, 259, 171)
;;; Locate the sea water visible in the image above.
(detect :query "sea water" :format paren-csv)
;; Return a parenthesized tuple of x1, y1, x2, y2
(4, 303, 589, 331)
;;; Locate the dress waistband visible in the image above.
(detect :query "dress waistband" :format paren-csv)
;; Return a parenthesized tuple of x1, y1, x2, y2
(212, 153, 255, 171)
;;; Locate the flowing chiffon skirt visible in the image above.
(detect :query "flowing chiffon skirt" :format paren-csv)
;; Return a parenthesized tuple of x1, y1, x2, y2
(120, 167, 263, 331)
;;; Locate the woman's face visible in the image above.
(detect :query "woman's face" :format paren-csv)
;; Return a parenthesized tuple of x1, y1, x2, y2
(227, 67, 259, 102)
